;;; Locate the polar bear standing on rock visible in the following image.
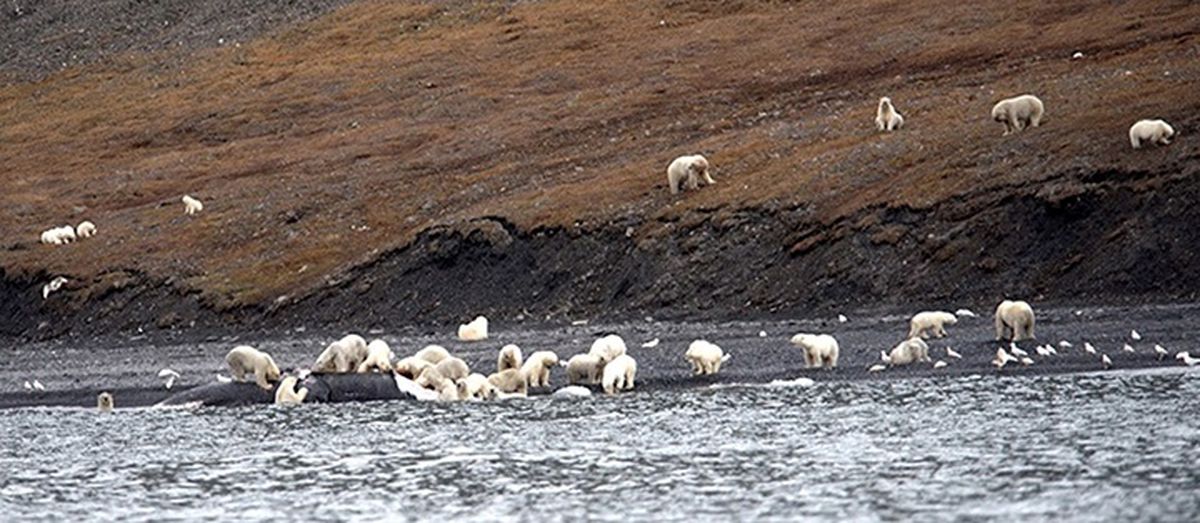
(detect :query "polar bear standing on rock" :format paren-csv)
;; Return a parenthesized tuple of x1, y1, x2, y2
(565, 353, 604, 385)
(789, 333, 840, 369)
(885, 337, 930, 366)
(274, 375, 309, 405)
(995, 300, 1036, 341)
(458, 316, 489, 341)
(1129, 119, 1175, 149)
(875, 97, 904, 132)
(357, 339, 395, 373)
(589, 334, 628, 364)
(225, 345, 281, 390)
(991, 94, 1044, 135)
(908, 311, 958, 339)
(685, 340, 731, 376)
(312, 334, 369, 373)
(521, 351, 559, 388)
(667, 154, 714, 195)
(602, 354, 638, 395)
(497, 344, 523, 373)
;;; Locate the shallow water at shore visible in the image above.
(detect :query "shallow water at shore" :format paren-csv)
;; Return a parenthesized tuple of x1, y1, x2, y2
(2, 370, 1199, 521)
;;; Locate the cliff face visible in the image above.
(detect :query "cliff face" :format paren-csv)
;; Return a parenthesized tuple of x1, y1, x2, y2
(2, 0, 1199, 337)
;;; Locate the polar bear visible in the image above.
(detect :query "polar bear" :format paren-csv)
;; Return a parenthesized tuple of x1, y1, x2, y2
(497, 344, 523, 373)
(487, 368, 528, 396)
(434, 357, 470, 383)
(991, 94, 1044, 135)
(908, 311, 959, 339)
(667, 154, 715, 194)
(685, 340, 731, 375)
(182, 194, 203, 215)
(437, 380, 469, 402)
(393, 357, 434, 380)
(995, 300, 1036, 341)
(312, 334, 369, 373)
(40, 225, 76, 245)
(76, 221, 96, 239)
(357, 339, 395, 373)
(458, 316, 489, 341)
(225, 345, 281, 390)
(875, 97, 904, 132)
(521, 351, 560, 388)
(274, 375, 309, 405)
(602, 354, 638, 395)
(414, 345, 452, 365)
(1129, 119, 1175, 149)
(463, 373, 497, 400)
(588, 334, 628, 364)
(97, 392, 114, 413)
(565, 353, 604, 385)
(789, 333, 840, 369)
(885, 337, 930, 366)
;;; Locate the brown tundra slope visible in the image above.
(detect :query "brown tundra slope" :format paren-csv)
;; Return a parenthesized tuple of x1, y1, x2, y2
(1, 0, 1199, 337)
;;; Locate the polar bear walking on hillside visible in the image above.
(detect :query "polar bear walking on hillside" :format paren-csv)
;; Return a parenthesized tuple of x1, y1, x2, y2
(991, 94, 1044, 135)
(1129, 119, 1175, 149)
(908, 311, 958, 339)
(182, 195, 203, 215)
(667, 154, 714, 194)
(875, 97, 904, 132)
(994, 300, 1036, 341)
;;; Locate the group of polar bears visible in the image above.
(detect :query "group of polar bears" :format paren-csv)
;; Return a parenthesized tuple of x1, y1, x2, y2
(40, 221, 95, 245)
(877, 93, 1175, 149)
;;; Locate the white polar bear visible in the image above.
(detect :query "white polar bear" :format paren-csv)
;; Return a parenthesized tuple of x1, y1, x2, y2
(357, 339, 395, 373)
(225, 345, 282, 390)
(991, 94, 1044, 135)
(588, 334, 628, 364)
(666, 154, 715, 194)
(908, 311, 959, 339)
(995, 300, 1036, 341)
(602, 354, 638, 395)
(312, 334, 369, 373)
(565, 353, 604, 385)
(97, 392, 114, 412)
(789, 333, 840, 369)
(487, 368, 528, 396)
(458, 316, 489, 341)
(521, 351, 559, 388)
(434, 357, 470, 383)
(414, 345, 452, 365)
(40, 225, 76, 245)
(76, 221, 96, 238)
(1129, 119, 1175, 149)
(497, 344, 523, 373)
(274, 375, 309, 405)
(393, 356, 434, 380)
(875, 97, 904, 132)
(885, 337, 930, 366)
(463, 373, 497, 400)
(182, 195, 203, 215)
(685, 340, 731, 375)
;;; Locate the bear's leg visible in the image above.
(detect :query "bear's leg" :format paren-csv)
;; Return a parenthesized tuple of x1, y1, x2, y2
(686, 172, 700, 191)
(231, 364, 247, 382)
(254, 367, 272, 390)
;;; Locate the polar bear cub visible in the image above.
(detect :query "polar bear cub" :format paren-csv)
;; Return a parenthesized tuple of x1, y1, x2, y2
(274, 375, 309, 405)
(497, 344, 523, 373)
(908, 311, 958, 339)
(312, 334, 369, 373)
(521, 351, 559, 387)
(875, 97, 904, 132)
(458, 316, 489, 341)
(182, 195, 203, 215)
(225, 345, 282, 390)
(588, 334, 628, 364)
(565, 353, 604, 385)
(995, 300, 1036, 341)
(1129, 119, 1175, 149)
(685, 340, 731, 375)
(667, 154, 715, 194)
(76, 221, 96, 238)
(789, 333, 840, 369)
(991, 94, 1044, 135)
(602, 354, 638, 395)
(885, 337, 930, 366)
(357, 339, 395, 373)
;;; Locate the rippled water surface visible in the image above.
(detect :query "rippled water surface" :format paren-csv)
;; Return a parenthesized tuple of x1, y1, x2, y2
(3, 371, 1199, 521)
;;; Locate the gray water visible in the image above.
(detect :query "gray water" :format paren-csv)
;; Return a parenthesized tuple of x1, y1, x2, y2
(2, 371, 1199, 522)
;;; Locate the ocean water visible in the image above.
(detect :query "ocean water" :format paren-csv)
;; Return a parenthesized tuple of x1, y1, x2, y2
(2, 370, 1198, 521)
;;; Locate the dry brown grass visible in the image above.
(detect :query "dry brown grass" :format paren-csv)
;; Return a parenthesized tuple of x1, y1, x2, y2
(2, 0, 1198, 306)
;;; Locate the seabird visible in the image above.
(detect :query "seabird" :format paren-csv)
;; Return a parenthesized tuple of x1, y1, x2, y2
(640, 338, 660, 348)
(158, 369, 181, 389)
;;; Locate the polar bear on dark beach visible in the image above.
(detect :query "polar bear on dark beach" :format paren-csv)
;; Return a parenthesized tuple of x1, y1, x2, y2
(565, 353, 604, 385)
(789, 333, 840, 369)
(225, 345, 281, 390)
(875, 97, 904, 132)
(458, 316, 489, 341)
(274, 376, 309, 405)
(885, 337, 930, 366)
(357, 339, 395, 373)
(908, 311, 958, 339)
(1129, 119, 1175, 149)
(414, 345, 452, 365)
(487, 368, 529, 397)
(434, 357, 471, 383)
(685, 340, 731, 375)
(994, 300, 1036, 341)
(588, 334, 627, 364)
(497, 344, 523, 373)
(312, 334, 369, 373)
(667, 154, 714, 194)
(521, 351, 559, 388)
(393, 356, 434, 380)
(602, 354, 638, 395)
(991, 94, 1044, 135)
(97, 392, 114, 412)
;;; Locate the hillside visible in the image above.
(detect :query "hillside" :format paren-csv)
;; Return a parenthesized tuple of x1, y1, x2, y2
(2, 0, 1199, 337)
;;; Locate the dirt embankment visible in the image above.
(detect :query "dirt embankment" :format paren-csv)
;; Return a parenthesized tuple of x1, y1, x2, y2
(2, 0, 1200, 339)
